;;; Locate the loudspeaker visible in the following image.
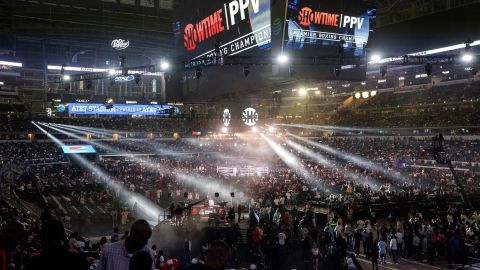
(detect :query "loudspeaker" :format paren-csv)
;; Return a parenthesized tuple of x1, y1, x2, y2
(214, 192, 219, 198)
(230, 192, 235, 198)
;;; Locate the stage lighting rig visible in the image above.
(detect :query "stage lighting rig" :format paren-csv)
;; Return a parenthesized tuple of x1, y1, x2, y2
(196, 67, 203, 79)
(424, 63, 433, 76)
(334, 66, 341, 77)
(380, 65, 387, 77)
(243, 66, 250, 77)
(104, 98, 114, 109)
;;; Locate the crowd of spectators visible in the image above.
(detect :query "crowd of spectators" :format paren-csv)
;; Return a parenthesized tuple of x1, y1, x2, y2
(1, 132, 480, 269)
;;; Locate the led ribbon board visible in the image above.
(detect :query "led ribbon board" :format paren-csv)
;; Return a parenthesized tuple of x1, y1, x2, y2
(62, 145, 97, 154)
(68, 103, 173, 115)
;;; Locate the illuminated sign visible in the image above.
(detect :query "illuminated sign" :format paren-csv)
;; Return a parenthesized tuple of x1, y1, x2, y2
(175, 0, 271, 64)
(242, 108, 258, 126)
(0, 60, 22, 67)
(298, 7, 365, 29)
(111, 39, 130, 50)
(115, 75, 135, 82)
(222, 108, 231, 127)
(61, 145, 96, 154)
(68, 103, 172, 115)
(285, 0, 370, 56)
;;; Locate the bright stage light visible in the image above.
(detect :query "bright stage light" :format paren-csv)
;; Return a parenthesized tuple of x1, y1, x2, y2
(370, 90, 377, 97)
(315, 90, 321, 95)
(108, 69, 116, 75)
(354, 92, 361, 99)
(362, 91, 370, 99)
(462, 53, 474, 63)
(298, 89, 307, 96)
(268, 126, 276, 133)
(252, 127, 258, 133)
(277, 54, 289, 64)
(370, 54, 382, 62)
(221, 127, 228, 133)
(63, 75, 71, 81)
(160, 61, 170, 70)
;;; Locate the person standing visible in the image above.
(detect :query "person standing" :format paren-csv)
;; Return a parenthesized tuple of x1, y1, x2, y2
(395, 229, 404, 257)
(371, 240, 379, 270)
(24, 220, 88, 270)
(184, 239, 192, 265)
(98, 219, 155, 270)
(378, 238, 387, 265)
(390, 235, 399, 265)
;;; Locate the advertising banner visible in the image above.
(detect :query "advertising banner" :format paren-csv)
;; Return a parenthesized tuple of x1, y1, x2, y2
(68, 103, 172, 115)
(284, 0, 370, 56)
(62, 145, 97, 154)
(174, 0, 271, 64)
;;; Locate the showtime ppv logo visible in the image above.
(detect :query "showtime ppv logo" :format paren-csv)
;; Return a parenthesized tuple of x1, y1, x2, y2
(183, 0, 262, 51)
(298, 7, 365, 29)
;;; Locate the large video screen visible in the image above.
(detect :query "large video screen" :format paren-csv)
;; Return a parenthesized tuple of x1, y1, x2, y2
(68, 103, 173, 116)
(62, 145, 96, 154)
(284, 0, 370, 56)
(173, 0, 271, 64)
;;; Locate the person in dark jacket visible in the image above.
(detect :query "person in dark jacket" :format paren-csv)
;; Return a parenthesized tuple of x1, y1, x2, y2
(24, 219, 88, 270)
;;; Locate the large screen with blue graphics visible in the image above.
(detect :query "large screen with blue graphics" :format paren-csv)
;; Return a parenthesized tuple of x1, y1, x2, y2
(61, 145, 96, 154)
(68, 103, 173, 115)
(284, 0, 370, 56)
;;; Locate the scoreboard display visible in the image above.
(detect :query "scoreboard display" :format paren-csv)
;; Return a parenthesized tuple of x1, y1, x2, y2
(174, 0, 271, 64)
(284, 0, 371, 57)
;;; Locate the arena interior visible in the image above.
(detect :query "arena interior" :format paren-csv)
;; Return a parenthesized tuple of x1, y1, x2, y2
(0, 0, 480, 269)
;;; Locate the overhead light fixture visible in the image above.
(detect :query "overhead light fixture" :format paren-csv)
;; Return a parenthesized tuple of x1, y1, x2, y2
(108, 69, 116, 75)
(63, 75, 71, 81)
(370, 54, 381, 62)
(354, 92, 361, 99)
(362, 91, 369, 99)
(370, 90, 377, 97)
(160, 61, 170, 71)
(298, 88, 307, 96)
(221, 127, 228, 133)
(461, 53, 474, 63)
(315, 90, 321, 95)
(277, 54, 288, 64)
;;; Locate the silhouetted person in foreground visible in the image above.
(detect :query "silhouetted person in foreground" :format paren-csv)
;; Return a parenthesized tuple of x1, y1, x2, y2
(129, 251, 153, 270)
(98, 219, 155, 270)
(0, 221, 26, 270)
(24, 219, 88, 270)
(182, 240, 231, 270)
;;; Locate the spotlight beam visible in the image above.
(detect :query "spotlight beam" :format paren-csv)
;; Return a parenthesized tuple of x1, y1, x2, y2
(261, 134, 329, 192)
(288, 133, 412, 183)
(49, 123, 113, 137)
(286, 139, 379, 187)
(42, 123, 247, 203)
(33, 122, 163, 224)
